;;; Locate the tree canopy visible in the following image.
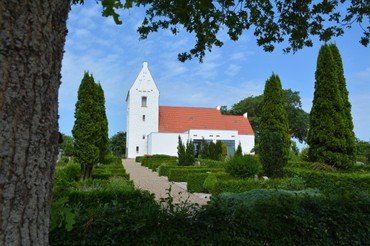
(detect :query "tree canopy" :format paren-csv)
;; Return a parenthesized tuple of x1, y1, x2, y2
(110, 132, 127, 157)
(74, 0, 370, 62)
(223, 89, 309, 143)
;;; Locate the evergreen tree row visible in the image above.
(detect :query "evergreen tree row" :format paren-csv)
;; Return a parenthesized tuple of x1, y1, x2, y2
(177, 136, 195, 166)
(199, 139, 228, 161)
(72, 72, 109, 179)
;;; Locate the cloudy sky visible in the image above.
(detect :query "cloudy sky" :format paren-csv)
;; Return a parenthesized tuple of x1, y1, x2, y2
(59, 2, 370, 143)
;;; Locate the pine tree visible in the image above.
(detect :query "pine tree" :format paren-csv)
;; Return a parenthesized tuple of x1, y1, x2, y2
(235, 142, 243, 157)
(308, 44, 350, 169)
(95, 83, 109, 163)
(259, 74, 290, 178)
(329, 44, 356, 164)
(215, 140, 223, 160)
(177, 136, 186, 166)
(185, 140, 195, 165)
(72, 72, 99, 179)
(199, 138, 209, 159)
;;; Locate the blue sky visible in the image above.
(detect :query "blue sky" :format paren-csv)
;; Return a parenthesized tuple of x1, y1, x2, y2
(59, 2, 370, 143)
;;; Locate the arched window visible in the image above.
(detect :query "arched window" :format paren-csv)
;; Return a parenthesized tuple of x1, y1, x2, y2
(141, 96, 147, 107)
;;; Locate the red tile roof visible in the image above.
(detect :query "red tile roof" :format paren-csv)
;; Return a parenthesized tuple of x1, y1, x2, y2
(159, 106, 254, 135)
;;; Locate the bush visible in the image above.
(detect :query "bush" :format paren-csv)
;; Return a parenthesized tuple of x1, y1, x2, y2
(285, 167, 370, 194)
(158, 163, 178, 176)
(198, 191, 369, 244)
(168, 168, 223, 182)
(225, 155, 262, 178)
(54, 160, 80, 187)
(135, 156, 145, 162)
(199, 159, 226, 168)
(142, 157, 177, 171)
(187, 173, 209, 193)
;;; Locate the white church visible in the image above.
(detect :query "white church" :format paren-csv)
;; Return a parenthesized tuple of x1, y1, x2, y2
(126, 62, 255, 158)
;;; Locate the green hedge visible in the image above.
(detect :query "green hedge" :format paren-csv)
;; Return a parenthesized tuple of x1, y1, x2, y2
(285, 167, 370, 193)
(135, 156, 145, 162)
(198, 190, 369, 244)
(142, 156, 177, 171)
(168, 168, 223, 182)
(187, 173, 209, 193)
(199, 159, 226, 168)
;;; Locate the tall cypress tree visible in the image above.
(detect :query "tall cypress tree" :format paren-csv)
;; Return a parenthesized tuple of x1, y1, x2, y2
(95, 83, 109, 163)
(308, 44, 350, 169)
(72, 72, 99, 179)
(177, 136, 186, 166)
(329, 44, 356, 164)
(259, 74, 290, 178)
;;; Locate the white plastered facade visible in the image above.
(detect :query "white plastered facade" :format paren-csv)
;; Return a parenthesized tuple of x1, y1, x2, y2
(126, 62, 255, 158)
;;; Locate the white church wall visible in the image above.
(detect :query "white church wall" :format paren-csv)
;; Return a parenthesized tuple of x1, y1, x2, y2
(187, 129, 238, 142)
(126, 62, 159, 158)
(238, 135, 255, 154)
(148, 132, 188, 156)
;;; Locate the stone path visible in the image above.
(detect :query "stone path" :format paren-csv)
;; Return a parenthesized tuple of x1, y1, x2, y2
(122, 159, 209, 206)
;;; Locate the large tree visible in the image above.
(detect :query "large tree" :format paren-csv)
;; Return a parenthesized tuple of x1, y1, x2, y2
(95, 83, 109, 163)
(72, 72, 100, 179)
(224, 89, 309, 143)
(110, 132, 127, 157)
(0, 0, 367, 244)
(259, 74, 290, 178)
(329, 43, 356, 163)
(308, 44, 352, 169)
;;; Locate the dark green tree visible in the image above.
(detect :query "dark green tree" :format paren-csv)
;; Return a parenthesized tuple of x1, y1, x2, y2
(199, 138, 209, 159)
(215, 141, 223, 160)
(72, 72, 99, 179)
(224, 89, 309, 144)
(329, 44, 356, 163)
(185, 140, 195, 166)
(308, 44, 351, 169)
(59, 134, 74, 157)
(259, 74, 290, 178)
(235, 143, 243, 157)
(110, 132, 126, 157)
(95, 83, 109, 163)
(177, 136, 186, 166)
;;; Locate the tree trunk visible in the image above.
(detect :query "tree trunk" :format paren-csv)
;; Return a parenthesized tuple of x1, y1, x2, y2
(0, 1, 70, 245)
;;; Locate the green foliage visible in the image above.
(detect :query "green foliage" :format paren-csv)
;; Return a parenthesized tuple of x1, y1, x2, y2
(225, 155, 262, 179)
(235, 142, 243, 156)
(54, 160, 80, 187)
(329, 44, 356, 163)
(185, 140, 195, 165)
(142, 156, 177, 171)
(356, 139, 370, 163)
(187, 173, 209, 193)
(177, 136, 187, 166)
(225, 89, 309, 144)
(199, 138, 209, 158)
(72, 72, 110, 179)
(135, 156, 145, 162)
(199, 159, 225, 168)
(308, 44, 354, 169)
(259, 74, 290, 178)
(300, 147, 310, 161)
(168, 167, 223, 182)
(59, 134, 74, 156)
(285, 167, 370, 194)
(110, 131, 126, 157)
(95, 83, 109, 163)
(97, 0, 370, 62)
(203, 173, 218, 193)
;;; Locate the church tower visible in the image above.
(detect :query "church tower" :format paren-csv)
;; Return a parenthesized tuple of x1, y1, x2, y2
(126, 62, 159, 158)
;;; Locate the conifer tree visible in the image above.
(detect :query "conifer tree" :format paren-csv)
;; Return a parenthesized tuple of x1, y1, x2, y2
(72, 72, 99, 179)
(95, 83, 109, 163)
(259, 74, 290, 178)
(177, 136, 186, 166)
(215, 140, 223, 160)
(235, 142, 243, 157)
(329, 44, 356, 164)
(308, 44, 351, 168)
(199, 138, 209, 159)
(185, 140, 195, 165)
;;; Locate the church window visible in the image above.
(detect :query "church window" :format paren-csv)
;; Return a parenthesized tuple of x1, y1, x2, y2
(143, 135, 146, 140)
(141, 96, 147, 107)
(142, 115, 146, 121)
(136, 146, 139, 152)
(216, 135, 220, 137)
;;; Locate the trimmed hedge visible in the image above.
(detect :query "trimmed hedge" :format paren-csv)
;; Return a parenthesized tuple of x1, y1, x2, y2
(142, 156, 177, 171)
(135, 156, 145, 163)
(285, 167, 370, 193)
(187, 173, 209, 193)
(199, 159, 226, 168)
(168, 168, 223, 182)
(199, 190, 369, 244)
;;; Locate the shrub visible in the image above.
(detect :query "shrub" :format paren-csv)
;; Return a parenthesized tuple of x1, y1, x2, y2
(285, 167, 370, 194)
(54, 160, 80, 187)
(158, 163, 178, 176)
(225, 155, 262, 178)
(135, 156, 145, 162)
(199, 159, 225, 168)
(203, 173, 218, 193)
(187, 173, 209, 193)
(168, 168, 223, 182)
(279, 175, 306, 190)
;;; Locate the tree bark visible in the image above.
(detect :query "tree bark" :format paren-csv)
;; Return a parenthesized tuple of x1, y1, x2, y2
(0, 1, 70, 245)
